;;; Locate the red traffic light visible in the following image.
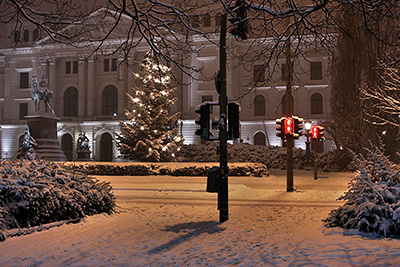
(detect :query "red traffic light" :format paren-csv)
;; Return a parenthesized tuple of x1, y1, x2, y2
(311, 126, 319, 139)
(285, 118, 294, 135)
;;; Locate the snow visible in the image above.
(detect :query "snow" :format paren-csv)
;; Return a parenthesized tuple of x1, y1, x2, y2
(1, 169, 400, 266)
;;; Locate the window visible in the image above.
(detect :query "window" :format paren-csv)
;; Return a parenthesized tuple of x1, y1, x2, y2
(310, 62, 322, 80)
(216, 13, 222, 26)
(104, 58, 118, 72)
(65, 61, 78, 74)
(111, 59, 118, 72)
(14, 31, 20, 43)
(23, 30, 29, 42)
(254, 95, 265, 116)
(203, 14, 211, 27)
(73, 61, 79, 73)
(104, 59, 110, 72)
(102, 85, 118, 116)
(33, 29, 39, 41)
(202, 95, 213, 114)
(20, 72, 29, 88)
(311, 93, 323, 114)
(192, 15, 200, 28)
(253, 65, 265, 83)
(254, 132, 266, 146)
(19, 103, 28, 120)
(64, 87, 78, 117)
(281, 63, 287, 82)
(66, 61, 71, 74)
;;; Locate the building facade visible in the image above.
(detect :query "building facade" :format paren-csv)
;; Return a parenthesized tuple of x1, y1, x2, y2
(0, 12, 333, 161)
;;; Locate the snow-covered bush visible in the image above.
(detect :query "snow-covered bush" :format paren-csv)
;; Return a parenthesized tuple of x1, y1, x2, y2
(63, 162, 268, 177)
(324, 146, 400, 236)
(318, 149, 356, 172)
(0, 159, 116, 239)
(177, 143, 354, 171)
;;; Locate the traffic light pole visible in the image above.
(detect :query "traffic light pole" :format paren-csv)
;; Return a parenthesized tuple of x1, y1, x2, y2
(285, 15, 294, 192)
(218, 13, 229, 222)
(314, 140, 318, 180)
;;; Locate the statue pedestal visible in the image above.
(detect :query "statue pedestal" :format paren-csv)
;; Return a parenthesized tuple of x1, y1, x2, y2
(25, 111, 67, 161)
(77, 151, 91, 161)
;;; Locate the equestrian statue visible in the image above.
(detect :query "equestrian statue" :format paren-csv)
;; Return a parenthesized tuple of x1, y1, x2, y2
(31, 72, 54, 113)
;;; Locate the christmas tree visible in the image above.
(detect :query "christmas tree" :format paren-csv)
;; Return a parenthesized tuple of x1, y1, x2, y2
(117, 52, 183, 162)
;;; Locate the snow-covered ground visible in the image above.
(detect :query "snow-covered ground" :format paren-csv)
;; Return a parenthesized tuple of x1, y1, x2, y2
(1, 169, 400, 266)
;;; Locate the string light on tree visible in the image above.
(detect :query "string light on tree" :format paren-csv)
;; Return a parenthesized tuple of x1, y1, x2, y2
(117, 51, 184, 162)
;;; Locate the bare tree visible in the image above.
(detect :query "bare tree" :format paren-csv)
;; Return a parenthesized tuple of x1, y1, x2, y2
(362, 58, 400, 127)
(2, 0, 399, 83)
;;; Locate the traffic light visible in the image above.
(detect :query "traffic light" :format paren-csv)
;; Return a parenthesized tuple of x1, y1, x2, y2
(206, 166, 220, 193)
(293, 116, 304, 139)
(228, 0, 248, 40)
(228, 102, 240, 140)
(311, 125, 325, 141)
(276, 117, 285, 139)
(284, 117, 294, 136)
(318, 126, 325, 141)
(311, 125, 319, 140)
(195, 102, 210, 140)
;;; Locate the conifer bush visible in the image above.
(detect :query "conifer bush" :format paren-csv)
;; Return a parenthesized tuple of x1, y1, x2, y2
(325, 145, 400, 236)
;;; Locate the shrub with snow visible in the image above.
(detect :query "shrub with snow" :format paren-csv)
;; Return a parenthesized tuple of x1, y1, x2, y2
(0, 159, 116, 240)
(177, 143, 354, 171)
(324, 146, 400, 236)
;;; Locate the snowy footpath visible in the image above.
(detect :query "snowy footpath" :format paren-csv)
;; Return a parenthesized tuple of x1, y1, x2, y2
(1, 169, 400, 266)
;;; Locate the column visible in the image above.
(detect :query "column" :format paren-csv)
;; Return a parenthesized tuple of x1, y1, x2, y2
(78, 60, 87, 117)
(49, 59, 57, 113)
(87, 59, 95, 117)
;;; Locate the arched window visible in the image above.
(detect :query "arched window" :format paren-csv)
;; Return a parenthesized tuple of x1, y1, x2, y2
(102, 85, 118, 116)
(311, 93, 323, 114)
(14, 31, 20, 43)
(23, 29, 29, 42)
(64, 87, 78, 117)
(281, 95, 294, 116)
(254, 95, 265, 116)
(254, 132, 266, 146)
(33, 29, 39, 41)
